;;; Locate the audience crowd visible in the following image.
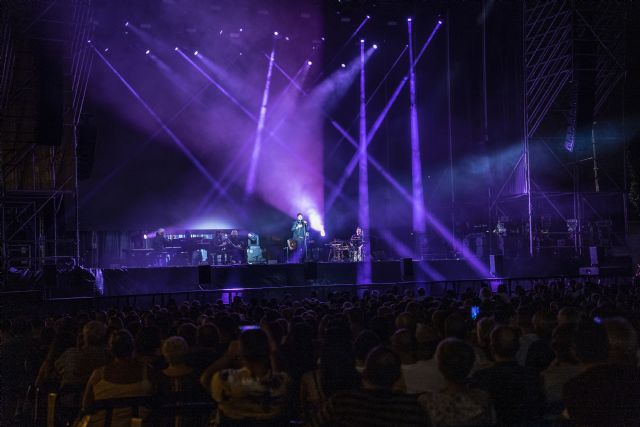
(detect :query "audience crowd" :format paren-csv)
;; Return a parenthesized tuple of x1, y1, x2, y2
(1, 279, 640, 426)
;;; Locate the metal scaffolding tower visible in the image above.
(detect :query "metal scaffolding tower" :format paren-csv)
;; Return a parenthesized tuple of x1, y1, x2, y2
(494, 0, 628, 257)
(0, 0, 93, 285)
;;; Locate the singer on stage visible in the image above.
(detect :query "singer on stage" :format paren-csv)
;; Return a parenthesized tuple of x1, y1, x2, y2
(290, 212, 309, 262)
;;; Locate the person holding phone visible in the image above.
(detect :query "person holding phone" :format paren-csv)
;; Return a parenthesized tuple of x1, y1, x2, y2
(209, 328, 291, 425)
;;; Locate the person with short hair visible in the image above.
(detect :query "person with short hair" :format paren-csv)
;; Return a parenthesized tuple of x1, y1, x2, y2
(158, 336, 201, 394)
(470, 326, 545, 425)
(419, 338, 494, 427)
(210, 328, 290, 425)
(392, 328, 444, 394)
(541, 323, 581, 412)
(82, 330, 154, 426)
(309, 346, 429, 427)
(55, 320, 110, 387)
(562, 320, 640, 426)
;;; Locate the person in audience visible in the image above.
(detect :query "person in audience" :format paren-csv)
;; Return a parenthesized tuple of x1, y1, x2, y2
(557, 306, 583, 325)
(470, 325, 545, 425)
(515, 308, 537, 365)
(280, 321, 316, 418)
(187, 323, 223, 376)
(524, 309, 556, 372)
(419, 338, 494, 426)
(473, 317, 494, 370)
(354, 329, 381, 372)
(309, 346, 429, 426)
(158, 336, 202, 395)
(392, 328, 444, 394)
(300, 324, 360, 418)
(135, 326, 165, 372)
(210, 328, 290, 426)
(0, 318, 38, 423)
(81, 329, 154, 426)
(540, 323, 581, 412)
(603, 317, 639, 366)
(35, 331, 76, 389)
(56, 320, 110, 388)
(562, 320, 640, 426)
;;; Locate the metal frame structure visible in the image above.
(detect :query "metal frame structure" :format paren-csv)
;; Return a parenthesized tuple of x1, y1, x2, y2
(493, 0, 627, 257)
(0, 0, 93, 283)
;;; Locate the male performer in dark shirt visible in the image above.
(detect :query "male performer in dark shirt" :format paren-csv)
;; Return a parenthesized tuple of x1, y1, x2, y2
(152, 228, 169, 251)
(290, 213, 309, 262)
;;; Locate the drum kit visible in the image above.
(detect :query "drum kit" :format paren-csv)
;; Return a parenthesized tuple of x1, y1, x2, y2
(327, 239, 361, 262)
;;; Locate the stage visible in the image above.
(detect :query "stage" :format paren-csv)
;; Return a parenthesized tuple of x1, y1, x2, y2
(84, 255, 594, 296)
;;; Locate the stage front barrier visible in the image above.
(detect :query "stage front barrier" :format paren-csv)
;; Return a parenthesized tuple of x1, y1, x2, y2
(42, 273, 634, 313)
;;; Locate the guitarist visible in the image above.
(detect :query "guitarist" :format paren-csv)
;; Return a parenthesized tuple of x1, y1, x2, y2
(290, 213, 309, 262)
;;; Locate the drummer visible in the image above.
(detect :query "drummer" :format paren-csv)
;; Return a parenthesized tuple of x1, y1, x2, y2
(349, 226, 365, 262)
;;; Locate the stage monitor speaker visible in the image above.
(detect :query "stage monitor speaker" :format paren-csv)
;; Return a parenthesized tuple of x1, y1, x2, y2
(490, 254, 503, 277)
(589, 246, 603, 266)
(198, 265, 212, 288)
(401, 258, 414, 281)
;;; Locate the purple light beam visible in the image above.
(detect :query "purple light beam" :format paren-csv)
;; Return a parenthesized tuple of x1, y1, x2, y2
(91, 45, 227, 196)
(408, 18, 427, 256)
(246, 48, 276, 195)
(358, 40, 372, 284)
(325, 21, 442, 211)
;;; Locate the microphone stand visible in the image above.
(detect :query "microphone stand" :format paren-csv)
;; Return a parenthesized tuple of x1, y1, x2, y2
(303, 221, 309, 262)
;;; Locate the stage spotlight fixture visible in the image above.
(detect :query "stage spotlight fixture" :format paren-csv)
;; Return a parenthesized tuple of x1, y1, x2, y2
(341, 63, 346, 68)
(145, 49, 150, 55)
(407, 18, 412, 22)
(360, 39, 364, 43)
(87, 39, 91, 43)
(104, 48, 109, 52)
(239, 28, 243, 32)
(194, 50, 198, 56)
(125, 21, 129, 27)
(174, 47, 179, 51)
(307, 60, 312, 65)
(321, 36, 325, 41)
(438, 19, 443, 24)
(285, 36, 290, 41)
(143, 234, 148, 240)
(366, 15, 371, 19)
(320, 230, 326, 237)
(373, 44, 378, 49)
(274, 31, 279, 36)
